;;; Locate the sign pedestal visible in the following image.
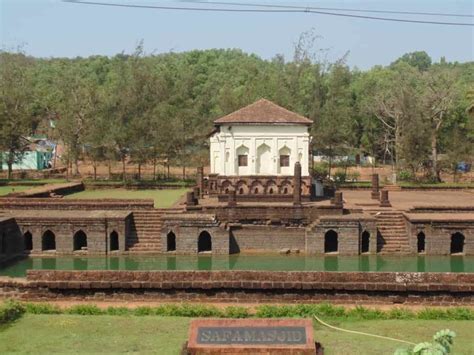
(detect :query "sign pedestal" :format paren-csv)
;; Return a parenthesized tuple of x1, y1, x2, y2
(185, 318, 318, 354)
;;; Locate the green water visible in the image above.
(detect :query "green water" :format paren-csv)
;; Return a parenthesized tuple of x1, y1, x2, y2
(1, 255, 472, 278)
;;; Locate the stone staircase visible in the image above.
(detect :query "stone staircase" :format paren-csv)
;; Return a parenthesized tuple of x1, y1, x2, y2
(375, 211, 411, 254)
(126, 207, 184, 253)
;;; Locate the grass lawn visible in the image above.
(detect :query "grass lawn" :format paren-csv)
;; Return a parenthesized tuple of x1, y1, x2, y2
(0, 315, 472, 354)
(64, 188, 188, 208)
(0, 185, 31, 196)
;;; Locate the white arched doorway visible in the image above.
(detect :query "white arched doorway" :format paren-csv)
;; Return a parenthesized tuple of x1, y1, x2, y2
(257, 143, 272, 175)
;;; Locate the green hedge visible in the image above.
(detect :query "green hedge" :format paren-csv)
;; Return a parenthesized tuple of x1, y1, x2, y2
(0, 300, 26, 325)
(11, 302, 474, 321)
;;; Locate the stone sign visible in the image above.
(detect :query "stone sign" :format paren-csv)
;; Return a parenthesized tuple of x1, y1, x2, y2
(185, 319, 317, 354)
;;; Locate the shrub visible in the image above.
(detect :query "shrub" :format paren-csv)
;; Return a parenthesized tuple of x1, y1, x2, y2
(134, 306, 153, 316)
(395, 329, 456, 355)
(445, 307, 473, 320)
(154, 304, 222, 318)
(25, 303, 62, 315)
(333, 170, 347, 183)
(106, 307, 130, 316)
(347, 306, 386, 320)
(224, 306, 250, 319)
(398, 170, 414, 182)
(255, 305, 295, 318)
(306, 303, 346, 318)
(388, 308, 415, 320)
(66, 304, 105, 316)
(0, 300, 26, 325)
(417, 308, 447, 320)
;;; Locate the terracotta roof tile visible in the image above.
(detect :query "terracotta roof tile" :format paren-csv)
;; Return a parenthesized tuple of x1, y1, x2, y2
(214, 98, 313, 125)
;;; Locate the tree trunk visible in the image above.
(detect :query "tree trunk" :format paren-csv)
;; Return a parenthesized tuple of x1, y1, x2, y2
(72, 160, 79, 176)
(167, 163, 170, 179)
(153, 158, 157, 181)
(138, 162, 141, 180)
(182, 165, 186, 180)
(327, 146, 333, 180)
(93, 164, 97, 180)
(107, 161, 112, 180)
(122, 155, 126, 182)
(7, 163, 12, 180)
(431, 131, 442, 182)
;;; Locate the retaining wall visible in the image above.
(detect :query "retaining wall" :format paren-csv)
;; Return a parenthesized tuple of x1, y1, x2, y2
(0, 198, 155, 210)
(0, 270, 472, 305)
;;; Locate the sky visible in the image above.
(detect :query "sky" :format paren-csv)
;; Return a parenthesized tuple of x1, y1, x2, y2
(1, 0, 473, 69)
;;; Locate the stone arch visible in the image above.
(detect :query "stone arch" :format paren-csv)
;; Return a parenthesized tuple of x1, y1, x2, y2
(417, 231, 425, 253)
(250, 180, 264, 194)
(24, 231, 33, 251)
(42, 230, 56, 251)
(167, 230, 176, 252)
(264, 180, 278, 195)
(450, 232, 465, 254)
(324, 230, 338, 253)
(198, 231, 212, 253)
(256, 143, 272, 175)
(73, 230, 88, 251)
(361, 231, 370, 253)
(236, 180, 249, 195)
(110, 231, 119, 251)
(220, 180, 233, 194)
(279, 180, 293, 194)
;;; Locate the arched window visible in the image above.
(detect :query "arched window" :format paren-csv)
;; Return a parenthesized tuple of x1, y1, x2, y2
(198, 231, 212, 253)
(450, 232, 465, 254)
(167, 231, 176, 252)
(417, 232, 425, 253)
(73, 230, 87, 251)
(324, 230, 338, 253)
(361, 231, 370, 253)
(110, 231, 119, 251)
(24, 231, 33, 251)
(42, 230, 56, 251)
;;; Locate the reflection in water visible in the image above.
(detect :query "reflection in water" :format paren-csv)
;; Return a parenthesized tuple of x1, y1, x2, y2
(324, 256, 338, 271)
(417, 256, 425, 273)
(451, 256, 464, 273)
(0, 254, 473, 278)
(73, 258, 88, 270)
(198, 256, 213, 270)
(41, 258, 56, 270)
(166, 256, 177, 270)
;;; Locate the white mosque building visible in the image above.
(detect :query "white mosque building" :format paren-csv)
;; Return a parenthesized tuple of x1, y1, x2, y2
(208, 99, 313, 198)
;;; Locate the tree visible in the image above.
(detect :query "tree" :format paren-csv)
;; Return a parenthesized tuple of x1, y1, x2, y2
(52, 60, 100, 176)
(0, 51, 34, 179)
(420, 67, 458, 181)
(363, 63, 422, 175)
(392, 51, 432, 72)
(313, 60, 352, 179)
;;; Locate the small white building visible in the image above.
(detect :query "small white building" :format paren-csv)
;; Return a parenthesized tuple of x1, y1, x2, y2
(210, 99, 312, 177)
(208, 99, 313, 198)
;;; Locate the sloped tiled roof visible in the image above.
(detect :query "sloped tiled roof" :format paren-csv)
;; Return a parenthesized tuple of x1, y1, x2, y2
(214, 99, 313, 126)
